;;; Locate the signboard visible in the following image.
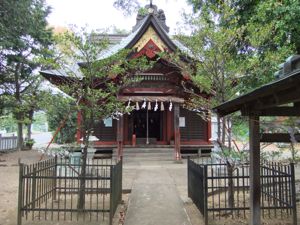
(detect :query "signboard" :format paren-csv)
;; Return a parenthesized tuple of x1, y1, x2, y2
(103, 118, 112, 127)
(179, 117, 185, 127)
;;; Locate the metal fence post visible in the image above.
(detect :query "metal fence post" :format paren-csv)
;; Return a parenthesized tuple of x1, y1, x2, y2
(290, 163, 297, 225)
(109, 164, 114, 225)
(204, 165, 208, 225)
(53, 156, 57, 200)
(120, 159, 123, 203)
(17, 162, 24, 225)
(187, 157, 190, 198)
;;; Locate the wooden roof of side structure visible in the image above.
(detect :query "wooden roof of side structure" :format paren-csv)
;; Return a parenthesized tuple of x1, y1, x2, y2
(214, 55, 300, 117)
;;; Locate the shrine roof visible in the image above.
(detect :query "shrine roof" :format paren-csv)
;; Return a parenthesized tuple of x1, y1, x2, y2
(41, 3, 192, 80)
(41, 64, 83, 79)
(96, 14, 192, 61)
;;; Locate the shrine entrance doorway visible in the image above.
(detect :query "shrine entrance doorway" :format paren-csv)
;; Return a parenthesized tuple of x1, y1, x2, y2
(132, 109, 162, 144)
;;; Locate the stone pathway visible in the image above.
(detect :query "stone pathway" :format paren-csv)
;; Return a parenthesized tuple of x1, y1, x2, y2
(124, 163, 191, 225)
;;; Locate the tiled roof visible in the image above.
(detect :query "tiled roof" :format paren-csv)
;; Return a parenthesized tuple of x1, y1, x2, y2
(41, 14, 192, 77)
(96, 16, 149, 60)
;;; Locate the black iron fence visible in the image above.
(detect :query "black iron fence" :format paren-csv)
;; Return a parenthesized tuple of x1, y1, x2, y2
(17, 156, 122, 225)
(187, 158, 298, 225)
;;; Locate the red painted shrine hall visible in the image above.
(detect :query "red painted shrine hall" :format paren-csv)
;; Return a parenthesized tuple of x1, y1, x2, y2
(41, 3, 212, 159)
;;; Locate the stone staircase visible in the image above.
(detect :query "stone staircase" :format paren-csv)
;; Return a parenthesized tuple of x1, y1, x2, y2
(115, 147, 175, 162)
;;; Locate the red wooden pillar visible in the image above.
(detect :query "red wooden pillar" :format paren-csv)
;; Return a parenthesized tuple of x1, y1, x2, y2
(174, 104, 181, 160)
(249, 115, 261, 225)
(76, 111, 82, 143)
(117, 116, 124, 160)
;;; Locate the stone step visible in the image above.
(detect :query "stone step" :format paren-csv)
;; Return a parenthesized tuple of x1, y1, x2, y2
(123, 148, 174, 154)
(113, 147, 175, 161)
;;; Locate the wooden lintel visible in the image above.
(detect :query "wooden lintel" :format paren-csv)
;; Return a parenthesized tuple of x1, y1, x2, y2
(243, 106, 300, 116)
(260, 133, 300, 143)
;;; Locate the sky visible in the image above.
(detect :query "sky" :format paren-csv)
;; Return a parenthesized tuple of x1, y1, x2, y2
(45, 0, 192, 34)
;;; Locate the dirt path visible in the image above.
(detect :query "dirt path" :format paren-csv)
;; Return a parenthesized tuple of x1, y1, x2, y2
(0, 150, 48, 225)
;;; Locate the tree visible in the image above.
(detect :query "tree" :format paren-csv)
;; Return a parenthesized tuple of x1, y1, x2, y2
(176, 2, 244, 210)
(187, 0, 296, 92)
(178, 3, 241, 142)
(184, 0, 298, 210)
(113, 0, 141, 15)
(44, 93, 77, 144)
(0, 0, 53, 150)
(55, 28, 152, 210)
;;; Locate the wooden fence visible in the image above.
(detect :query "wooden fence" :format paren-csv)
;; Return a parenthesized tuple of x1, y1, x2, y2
(0, 134, 17, 151)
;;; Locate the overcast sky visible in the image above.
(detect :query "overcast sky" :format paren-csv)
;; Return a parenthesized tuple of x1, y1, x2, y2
(45, 0, 192, 34)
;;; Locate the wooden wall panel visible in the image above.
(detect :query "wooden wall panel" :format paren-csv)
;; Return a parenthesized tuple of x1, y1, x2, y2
(93, 119, 117, 141)
(180, 108, 208, 141)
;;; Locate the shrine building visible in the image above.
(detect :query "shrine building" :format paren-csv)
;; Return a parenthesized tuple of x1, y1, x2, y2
(41, 3, 213, 159)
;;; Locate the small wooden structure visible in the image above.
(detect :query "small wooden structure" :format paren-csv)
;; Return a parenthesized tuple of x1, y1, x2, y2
(213, 55, 300, 225)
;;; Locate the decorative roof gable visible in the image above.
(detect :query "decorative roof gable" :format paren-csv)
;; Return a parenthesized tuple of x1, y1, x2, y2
(133, 3, 169, 33)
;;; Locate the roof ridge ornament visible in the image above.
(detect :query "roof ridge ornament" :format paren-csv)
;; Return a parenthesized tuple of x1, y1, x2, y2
(133, 1, 170, 32)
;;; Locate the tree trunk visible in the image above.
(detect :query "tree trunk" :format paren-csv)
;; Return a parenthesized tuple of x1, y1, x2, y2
(77, 144, 88, 211)
(27, 109, 34, 140)
(14, 62, 23, 151)
(17, 120, 23, 151)
(227, 163, 235, 211)
(226, 116, 234, 212)
(291, 142, 296, 163)
(77, 129, 90, 211)
(227, 117, 232, 150)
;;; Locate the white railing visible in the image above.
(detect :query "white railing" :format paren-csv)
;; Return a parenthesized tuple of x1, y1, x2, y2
(0, 134, 17, 151)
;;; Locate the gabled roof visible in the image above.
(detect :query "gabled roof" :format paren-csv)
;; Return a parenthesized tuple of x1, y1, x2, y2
(97, 14, 192, 60)
(41, 4, 193, 85)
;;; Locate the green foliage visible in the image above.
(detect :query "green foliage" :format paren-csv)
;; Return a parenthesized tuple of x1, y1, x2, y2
(113, 0, 140, 16)
(138, 7, 148, 16)
(178, 3, 241, 108)
(0, 0, 54, 148)
(261, 149, 283, 162)
(44, 94, 77, 144)
(187, 0, 297, 93)
(214, 147, 249, 165)
(232, 115, 249, 141)
(24, 138, 35, 146)
(32, 111, 48, 132)
(0, 114, 17, 133)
